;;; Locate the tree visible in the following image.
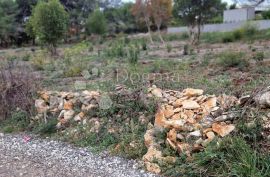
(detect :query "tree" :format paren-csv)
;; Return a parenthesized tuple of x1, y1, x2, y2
(86, 9, 107, 35)
(132, 0, 153, 43)
(29, 0, 69, 55)
(233, 0, 266, 6)
(104, 3, 137, 34)
(0, 0, 18, 48)
(150, 0, 172, 43)
(174, 0, 225, 45)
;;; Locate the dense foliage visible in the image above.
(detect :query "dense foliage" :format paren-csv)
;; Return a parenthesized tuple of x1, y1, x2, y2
(86, 9, 107, 35)
(0, 0, 18, 47)
(28, 0, 69, 54)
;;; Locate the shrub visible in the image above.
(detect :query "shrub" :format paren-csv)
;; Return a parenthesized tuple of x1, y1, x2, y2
(28, 0, 68, 55)
(22, 54, 31, 61)
(86, 9, 107, 35)
(253, 51, 264, 62)
(183, 44, 189, 55)
(0, 60, 39, 120)
(33, 118, 58, 135)
(0, 110, 30, 132)
(180, 32, 189, 40)
(262, 10, 270, 19)
(141, 40, 147, 51)
(222, 33, 234, 43)
(242, 23, 258, 37)
(128, 45, 140, 64)
(217, 52, 249, 69)
(233, 29, 244, 40)
(167, 44, 172, 53)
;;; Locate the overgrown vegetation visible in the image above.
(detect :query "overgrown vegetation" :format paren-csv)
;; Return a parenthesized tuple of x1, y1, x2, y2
(162, 137, 270, 177)
(217, 51, 249, 70)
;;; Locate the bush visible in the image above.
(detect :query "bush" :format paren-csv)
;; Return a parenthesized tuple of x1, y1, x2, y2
(253, 51, 264, 62)
(242, 23, 258, 37)
(222, 33, 235, 43)
(183, 44, 189, 55)
(128, 45, 140, 64)
(262, 10, 270, 19)
(0, 60, 39, 120)
(0, 110, 30, 132)
(141, 40, 147, 51)
(167, 44, 172, 53)
(86, 9, 107, 35)
(217, 52, 249, 69)
(33, 119, 58, 135)
(233, 29, 244, 40)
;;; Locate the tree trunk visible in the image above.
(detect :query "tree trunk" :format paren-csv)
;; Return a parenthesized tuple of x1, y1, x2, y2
(145, 17, 153, 44)
(157, 25, 165, 44)
(49, 43, 57, 56)
(147, 24, 153, 44)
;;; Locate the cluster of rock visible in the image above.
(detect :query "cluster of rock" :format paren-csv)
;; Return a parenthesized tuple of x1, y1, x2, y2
(34, 90, 102, 129)
(143, 86, 239, 174)
(32, 86, 270, 174)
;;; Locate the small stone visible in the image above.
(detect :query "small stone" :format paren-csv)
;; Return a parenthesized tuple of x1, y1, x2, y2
(144, 129, 155, 148)
(188, 130, 201, 137)
(39, 91, 50, 102)
(63, 101, 73, 110)
(171, 113, 181, 120)
(35, 99, 48, 113)
(215, 113, 236, 122)
(166, 119, 186, 129)
(154, 109, 166, 127)
(201, 97, 217, 112)
(176, 133, 185, 140)
(206, 131, 215, 140)
(239, 95, 251, 105)
(151, 88, 163, 98)
(143, 146, 162, 162)
(167, 129, 177, 143)
(144, 162, 161, 174)
(176, 142, 190, 154)
(173, 108, 182, 113)
(212, 123, 235, 137)
(64, 110, 75, 120)
(173, 99, 183, 107)
(73, 112, 85, 122)
(255, 91, 270, 108)
(0, 133, 4, 137)
(164, 106, 174, 118)
(182, 100, 200, 109)
(183, 88, 204, 97)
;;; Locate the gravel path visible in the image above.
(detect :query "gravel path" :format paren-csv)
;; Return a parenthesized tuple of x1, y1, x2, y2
(0, 133, 158, 177)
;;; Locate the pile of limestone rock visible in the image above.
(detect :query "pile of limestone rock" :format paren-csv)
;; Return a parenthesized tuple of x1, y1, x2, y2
(143, 86, 240, 174)
(33, 86, 270, 174)
(33, 90, 101, 129)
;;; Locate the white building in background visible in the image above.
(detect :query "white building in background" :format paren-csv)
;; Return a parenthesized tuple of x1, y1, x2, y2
(223, 7, 255, 23)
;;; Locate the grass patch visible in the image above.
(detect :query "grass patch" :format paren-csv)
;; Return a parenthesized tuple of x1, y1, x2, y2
(0, 110, 30, 133)
(217, 51, 249, 70)
(162, 137, 270, 177)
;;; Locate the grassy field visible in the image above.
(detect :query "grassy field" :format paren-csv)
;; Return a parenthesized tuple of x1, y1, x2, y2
(0, 28, 270, 176)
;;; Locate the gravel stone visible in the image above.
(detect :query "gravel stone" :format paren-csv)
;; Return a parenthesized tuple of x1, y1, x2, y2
(0, 133, 159, 177)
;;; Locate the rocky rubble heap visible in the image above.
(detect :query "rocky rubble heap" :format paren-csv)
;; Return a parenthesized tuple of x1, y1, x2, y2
(34, 90, 101, 129)
(143, 86, 240, 174)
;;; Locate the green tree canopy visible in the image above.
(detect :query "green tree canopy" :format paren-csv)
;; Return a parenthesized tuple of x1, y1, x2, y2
(28, 0, 69, 54)
(86, 9, 107, 35)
